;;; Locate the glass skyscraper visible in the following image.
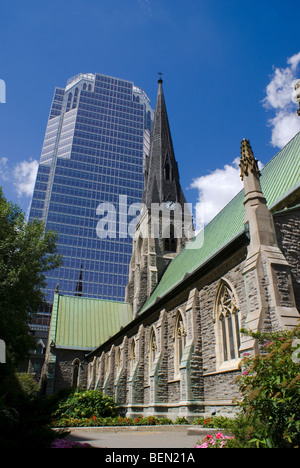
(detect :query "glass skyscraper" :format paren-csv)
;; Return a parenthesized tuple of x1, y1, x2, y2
(29, 73, 153, 335)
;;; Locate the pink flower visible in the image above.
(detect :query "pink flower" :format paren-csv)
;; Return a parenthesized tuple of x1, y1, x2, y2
(51, 438, 90, 448)
(242, 370, 249, 375)
(200, 442, 208, 448)
(216, 432, 224, 439)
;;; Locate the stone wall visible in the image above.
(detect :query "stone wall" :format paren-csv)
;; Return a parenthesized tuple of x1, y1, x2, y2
(52, 349, 88, 393)
(89, 246, 250, 418)
(50, 206, 299, 417)
(274, 207, 300, 311)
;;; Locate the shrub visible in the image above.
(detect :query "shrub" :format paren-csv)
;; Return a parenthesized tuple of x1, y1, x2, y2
(53, 414, 174, 428)
(0, 377, 63, 448)
(53, 388, 119, 421)
(236, 325, 300, 448)
(15, 373, 40, 399)
(174, 416, 189, 424)
(193, 416, 231, 428)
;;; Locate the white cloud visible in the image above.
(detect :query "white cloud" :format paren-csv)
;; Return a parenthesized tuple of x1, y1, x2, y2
(267, 111, 300, 149)
(190, 158, 243, 233)
(0, 157, 9, 181)
(288, 51, 300, 71)
(263, 52, 300, 148)
(13, 159, 38, 198)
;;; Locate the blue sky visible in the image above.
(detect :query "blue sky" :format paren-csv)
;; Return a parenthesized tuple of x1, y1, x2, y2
(0, 0, 299, 227)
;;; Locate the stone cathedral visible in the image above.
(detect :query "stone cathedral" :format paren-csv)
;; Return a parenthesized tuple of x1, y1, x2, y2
(42, 78, 300, 420)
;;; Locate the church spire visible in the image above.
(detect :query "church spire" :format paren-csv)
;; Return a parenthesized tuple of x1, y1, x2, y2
(142, 78, 187, 209)
(125, 78, 193, 316)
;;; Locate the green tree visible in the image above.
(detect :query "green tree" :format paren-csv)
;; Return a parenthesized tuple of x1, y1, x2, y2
(237, 324, 300, 448)
(0, 188, 62, 369)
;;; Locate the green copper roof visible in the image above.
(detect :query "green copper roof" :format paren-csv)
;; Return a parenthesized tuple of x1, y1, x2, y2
(50, 294, 133, 350)
(139, 131, 300, 314)
(259, 130, 300, 209)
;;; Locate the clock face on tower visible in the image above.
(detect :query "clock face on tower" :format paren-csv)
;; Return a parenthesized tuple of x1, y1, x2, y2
(165, 201, 175, 210)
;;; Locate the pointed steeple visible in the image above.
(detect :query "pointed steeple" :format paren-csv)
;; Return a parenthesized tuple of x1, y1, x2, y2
(142, 78, 187, 209)
(125, 78, 193, 316)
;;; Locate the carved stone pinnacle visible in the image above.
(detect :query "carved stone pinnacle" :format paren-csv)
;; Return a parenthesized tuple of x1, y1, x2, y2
(239, 138, 261, 181)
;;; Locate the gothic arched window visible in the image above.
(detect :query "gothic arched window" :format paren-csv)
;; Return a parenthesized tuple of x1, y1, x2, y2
(174, 312, 186, 377)
(215, 280, 241, 365)
(149, 327, 157, 374)
(72, 359, 80, 387)
(130, 339, 136, 375)
(164, 224, 177, 253)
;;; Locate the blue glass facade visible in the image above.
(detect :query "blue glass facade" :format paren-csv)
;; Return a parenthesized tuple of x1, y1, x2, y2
(29, 73, 153, 328)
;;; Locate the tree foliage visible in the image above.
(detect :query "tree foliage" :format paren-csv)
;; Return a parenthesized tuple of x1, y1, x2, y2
(0, 188, 62, 368)
(236, 324, 300, 448)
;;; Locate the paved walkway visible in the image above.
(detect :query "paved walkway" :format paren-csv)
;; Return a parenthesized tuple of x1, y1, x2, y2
(65, 425, 219, 448)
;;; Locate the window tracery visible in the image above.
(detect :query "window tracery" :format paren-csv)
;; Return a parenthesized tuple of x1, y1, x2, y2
(215, 281, 241, 363)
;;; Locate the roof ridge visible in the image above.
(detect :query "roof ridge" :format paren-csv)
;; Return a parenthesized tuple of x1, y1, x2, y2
(56, 293, 130, 305)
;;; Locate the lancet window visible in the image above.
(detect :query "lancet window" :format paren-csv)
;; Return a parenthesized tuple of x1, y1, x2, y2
(149, 327, 157, 374)
(174, 312, 186, 377)
(130, 339, 136, 375)
(71, 358, 80, 387)
(215, 280, 241, 363)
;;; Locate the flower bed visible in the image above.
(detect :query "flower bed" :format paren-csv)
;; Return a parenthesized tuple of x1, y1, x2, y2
(52, 415, 175, 428)
(51, 438, 93, 448)
(195, 432, 235, 449)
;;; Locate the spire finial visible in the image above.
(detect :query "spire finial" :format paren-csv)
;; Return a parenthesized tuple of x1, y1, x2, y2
(157, 72, 163, 83)
(239, 138, 261, 181)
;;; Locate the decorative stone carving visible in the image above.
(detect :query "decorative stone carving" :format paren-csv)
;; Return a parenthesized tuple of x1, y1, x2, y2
(239, 138, 261, 181)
